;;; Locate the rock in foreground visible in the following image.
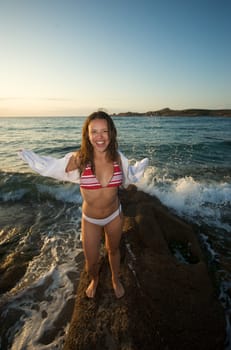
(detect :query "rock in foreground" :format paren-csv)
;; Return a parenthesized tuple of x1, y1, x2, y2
(64, 186, 225, 350)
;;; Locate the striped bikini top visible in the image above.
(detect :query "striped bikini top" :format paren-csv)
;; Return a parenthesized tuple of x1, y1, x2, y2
(80, 162, 123, 190)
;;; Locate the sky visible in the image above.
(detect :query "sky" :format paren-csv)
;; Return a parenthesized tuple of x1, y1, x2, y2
(0, 0, 231, 117)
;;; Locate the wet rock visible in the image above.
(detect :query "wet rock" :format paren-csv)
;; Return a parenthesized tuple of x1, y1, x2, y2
(63, 186, 226, 350)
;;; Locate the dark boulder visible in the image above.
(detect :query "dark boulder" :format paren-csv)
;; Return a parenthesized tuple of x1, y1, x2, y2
(63, 186, 226, 350)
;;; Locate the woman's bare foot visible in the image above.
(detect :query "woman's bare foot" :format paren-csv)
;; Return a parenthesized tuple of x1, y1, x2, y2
(112, 279, 125, 299)
(86, 277, 99, 298)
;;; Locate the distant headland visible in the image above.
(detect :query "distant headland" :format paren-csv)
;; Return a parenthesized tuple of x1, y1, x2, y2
(112, 108, 231, 117)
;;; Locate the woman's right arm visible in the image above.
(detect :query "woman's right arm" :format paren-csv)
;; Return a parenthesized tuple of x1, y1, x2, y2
(65, 152, 80, 172)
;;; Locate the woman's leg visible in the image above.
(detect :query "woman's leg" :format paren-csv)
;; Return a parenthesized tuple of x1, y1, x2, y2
(82, 217, 103, 298)
(105, 213, 125, 298)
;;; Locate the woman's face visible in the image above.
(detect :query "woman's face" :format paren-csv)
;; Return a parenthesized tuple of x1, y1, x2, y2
(88, 118, 110, 153)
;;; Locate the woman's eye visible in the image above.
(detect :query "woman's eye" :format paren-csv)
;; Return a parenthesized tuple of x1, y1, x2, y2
(90, 129, 108, 134)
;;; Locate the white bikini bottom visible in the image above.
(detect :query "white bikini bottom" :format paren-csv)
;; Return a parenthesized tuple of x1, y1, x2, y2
(82, 205, 122, 227)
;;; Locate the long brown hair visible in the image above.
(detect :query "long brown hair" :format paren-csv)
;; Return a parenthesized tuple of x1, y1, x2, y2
(78, 111, 118, 173)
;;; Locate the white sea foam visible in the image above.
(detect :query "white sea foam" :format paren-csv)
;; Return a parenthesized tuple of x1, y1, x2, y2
(9, 265, 75, 349)
(36, 182, 82, 204)
(199, 233, 219, 262)
(138, 167, 231, 231)
(1, 212, 83, 350)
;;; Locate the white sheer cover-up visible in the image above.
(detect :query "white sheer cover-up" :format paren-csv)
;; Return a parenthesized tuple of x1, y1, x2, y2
(18, 149, 149, 188)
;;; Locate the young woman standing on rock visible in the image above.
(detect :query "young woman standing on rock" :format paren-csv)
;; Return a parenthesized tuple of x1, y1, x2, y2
(65, 111, 125, 298)
(19, 111, 148, 299)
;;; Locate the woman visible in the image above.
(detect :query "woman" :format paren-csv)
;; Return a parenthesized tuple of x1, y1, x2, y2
(19, 111, 148, 299)
(65, 111, 124, 298)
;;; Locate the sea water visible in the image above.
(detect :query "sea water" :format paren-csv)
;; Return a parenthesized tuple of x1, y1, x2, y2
(0, 116, 230, 349)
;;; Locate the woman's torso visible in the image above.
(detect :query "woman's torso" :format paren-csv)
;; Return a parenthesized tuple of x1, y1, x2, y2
(80, 158, 123, 219)
(81, 187, 120, 218)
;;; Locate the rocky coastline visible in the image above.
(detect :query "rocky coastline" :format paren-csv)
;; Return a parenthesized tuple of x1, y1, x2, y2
(63, 186, 226, 350)
(112, 108, 231, 117)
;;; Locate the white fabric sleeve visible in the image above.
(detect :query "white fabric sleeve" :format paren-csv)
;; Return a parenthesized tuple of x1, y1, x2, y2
(119, 150, 149, 188)
(18, 149, 81, 184)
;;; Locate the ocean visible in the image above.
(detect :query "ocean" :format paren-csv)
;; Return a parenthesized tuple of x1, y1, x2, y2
(0, 116, 230, 349)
